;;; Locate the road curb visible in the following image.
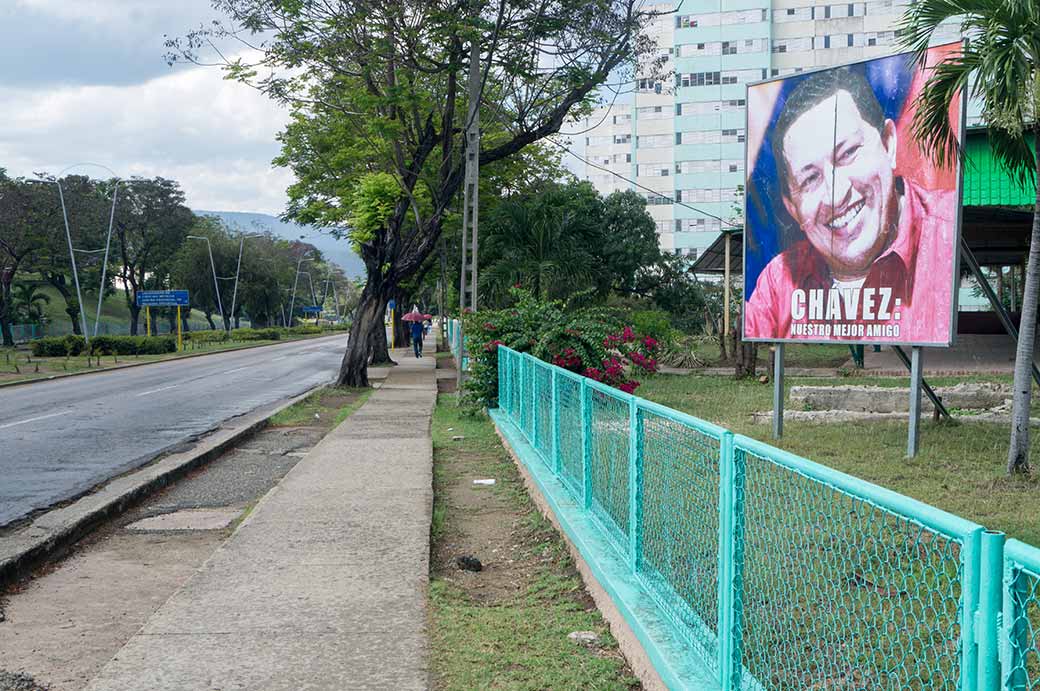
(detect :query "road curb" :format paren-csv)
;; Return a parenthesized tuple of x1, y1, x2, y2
(0, 332, 346, 391)
(0, 384, 327, 589)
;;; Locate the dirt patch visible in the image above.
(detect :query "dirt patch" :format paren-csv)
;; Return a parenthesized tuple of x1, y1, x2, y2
(431, 447, 559, 603)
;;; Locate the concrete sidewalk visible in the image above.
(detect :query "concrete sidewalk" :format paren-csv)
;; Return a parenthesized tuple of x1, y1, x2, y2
(86, 347, 437, 691)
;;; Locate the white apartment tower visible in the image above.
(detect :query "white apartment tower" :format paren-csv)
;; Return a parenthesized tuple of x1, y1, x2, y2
(575, 1, 967, 259)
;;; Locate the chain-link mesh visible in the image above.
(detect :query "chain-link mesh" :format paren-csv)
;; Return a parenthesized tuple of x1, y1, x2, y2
(638, 407, 722, 668)
(1005, 555, 1040, 690)
(588, 387, 630, 554)
(557, 373, 584, 501)
(735, 445, 964, 690)
(532, 360, 553, 466)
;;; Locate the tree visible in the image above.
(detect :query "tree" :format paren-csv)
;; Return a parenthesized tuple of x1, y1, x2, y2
(600, 190, 663, 297)
(481, 184, 599, 303)
(11, 282, 51, 324)
(169, 0, 664, 386)
(0, 173, 58, 346)
(901, 5, 1040, 473)
(113, 178, 194, 335)
(26, 175, 112, 335)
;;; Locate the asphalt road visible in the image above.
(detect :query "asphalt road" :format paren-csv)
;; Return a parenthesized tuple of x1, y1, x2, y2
(0, 334, 347, 528)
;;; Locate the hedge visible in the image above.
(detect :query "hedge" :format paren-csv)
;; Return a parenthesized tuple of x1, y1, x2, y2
(31, 335, 176, 357)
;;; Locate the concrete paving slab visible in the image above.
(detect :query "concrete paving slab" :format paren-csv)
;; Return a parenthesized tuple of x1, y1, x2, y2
(86, 347, 436, 691)
(126, 508, 241, 532)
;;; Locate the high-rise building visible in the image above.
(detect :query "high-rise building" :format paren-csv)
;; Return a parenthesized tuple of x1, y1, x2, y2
(573, 1, 970, 260)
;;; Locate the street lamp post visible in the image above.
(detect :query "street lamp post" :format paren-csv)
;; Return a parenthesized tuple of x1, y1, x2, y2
(287, 252, 313, 328)
(228, 233, 263, 332)
(187, 235, 225, 332)
(30, 165, 123, 343)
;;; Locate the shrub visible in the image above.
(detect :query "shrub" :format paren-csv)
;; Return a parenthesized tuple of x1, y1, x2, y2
(183, 329, 229, 343)
(629, 309, 676, 347)
(231, 327, 282, 341)
(288, 324, 322, 335)
(88, 335, 176, 355)
(461, 288, 659, 408)
(32, 335, 86, 357)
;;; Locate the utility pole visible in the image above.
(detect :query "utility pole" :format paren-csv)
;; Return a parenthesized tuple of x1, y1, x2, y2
(457, 36, 480, 396)
(458, 38, 481, 313)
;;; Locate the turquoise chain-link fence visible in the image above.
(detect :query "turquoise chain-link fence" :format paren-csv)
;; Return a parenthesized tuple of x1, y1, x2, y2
(493, 345, 1040, 691)
(446, 318, 468, 371)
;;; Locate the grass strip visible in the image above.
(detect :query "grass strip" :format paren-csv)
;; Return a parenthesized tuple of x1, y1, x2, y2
(429, 395, 640, 691)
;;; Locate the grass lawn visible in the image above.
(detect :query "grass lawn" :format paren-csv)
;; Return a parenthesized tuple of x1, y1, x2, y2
(429, 395, 639, 690)
(636, 373, 1040, 546)
(688, 338, 853, 369)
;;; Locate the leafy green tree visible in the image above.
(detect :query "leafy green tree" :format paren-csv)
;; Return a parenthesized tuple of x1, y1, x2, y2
(168, 0, 665, 386)
(601, 190, 662, 296)
(113, 178, 195, 335)
(12, 282, 51, 324)
(901, 5, 1040, 474)
(0, 173, 59, 346)
(26, 175, 116, 335)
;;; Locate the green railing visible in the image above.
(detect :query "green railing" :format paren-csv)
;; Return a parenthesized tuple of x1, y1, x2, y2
(493, 345, 1039, 691)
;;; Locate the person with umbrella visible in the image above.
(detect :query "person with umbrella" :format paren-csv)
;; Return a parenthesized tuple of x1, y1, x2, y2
(402, 307, 426, 358)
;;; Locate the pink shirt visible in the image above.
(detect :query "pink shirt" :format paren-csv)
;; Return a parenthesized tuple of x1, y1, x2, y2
(744, 180, 957, 345)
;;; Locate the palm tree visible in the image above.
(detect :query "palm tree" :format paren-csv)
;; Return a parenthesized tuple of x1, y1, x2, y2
(900, 4, 1040, 473)
(12, 282, 50, 324)
(481, 197, 593, 305)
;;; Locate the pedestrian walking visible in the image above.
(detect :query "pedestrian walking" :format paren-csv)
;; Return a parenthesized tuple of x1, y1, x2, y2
(411, 319, 424, 358)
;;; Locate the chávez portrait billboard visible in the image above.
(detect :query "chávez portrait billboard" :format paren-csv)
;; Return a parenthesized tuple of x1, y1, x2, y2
(743, 44, 964, 346)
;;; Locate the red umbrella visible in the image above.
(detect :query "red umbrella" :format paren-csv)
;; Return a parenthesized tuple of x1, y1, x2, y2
(401, 310, 425, 322)
(423, 313, 433, 320)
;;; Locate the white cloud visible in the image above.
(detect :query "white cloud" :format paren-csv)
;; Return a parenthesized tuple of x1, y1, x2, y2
(0, 57, 293, 214)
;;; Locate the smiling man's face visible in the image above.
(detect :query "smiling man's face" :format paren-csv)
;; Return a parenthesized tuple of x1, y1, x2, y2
(780, 90, 899, 280)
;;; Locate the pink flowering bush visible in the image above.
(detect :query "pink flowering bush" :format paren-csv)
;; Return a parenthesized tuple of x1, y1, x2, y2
(460, 288, 659, 408)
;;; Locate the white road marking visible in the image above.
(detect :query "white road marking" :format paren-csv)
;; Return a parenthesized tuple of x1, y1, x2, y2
(271, 355, 288, 362)
(136, 384, 181, 397)
(0, 411, 65, 430)
(223, 366, 250, 375)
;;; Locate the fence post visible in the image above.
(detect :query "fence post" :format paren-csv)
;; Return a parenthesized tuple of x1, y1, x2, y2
(961, 528, 983, 691)
(977, 531, 1005, 691)
(551, 368, 560, 475)
(717, 431, 744, 691)
(628, 397, 643, 573)
(531, 358, 540, 453)
(1002, 554, 1031, 691)
(580, 378, 592, 510)
(519, 354, 527, 439)
(498, 347, 507, 413)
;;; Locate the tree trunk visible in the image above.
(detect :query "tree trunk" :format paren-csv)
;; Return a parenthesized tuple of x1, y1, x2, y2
(204, 310, 216, 330)
(0, 279, 13, 347)
(1006, 141, 1040, 474)
(47, 275, 82, 336)
(129, 303, 141, 336)
(369, 321, 393, 365)
(235, 315, 241, 329)
(337, 284, 389, 387)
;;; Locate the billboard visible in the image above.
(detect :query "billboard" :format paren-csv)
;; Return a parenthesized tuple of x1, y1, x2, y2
(742, 43, 964, 346)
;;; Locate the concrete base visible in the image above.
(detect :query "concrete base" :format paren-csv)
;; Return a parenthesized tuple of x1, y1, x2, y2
(126, 508, 240, 532)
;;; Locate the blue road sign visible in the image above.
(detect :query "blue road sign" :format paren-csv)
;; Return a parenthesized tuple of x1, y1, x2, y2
(136, 290, 189, 307)
(301, 305, 323, 314)
(387, 299, 396, 311)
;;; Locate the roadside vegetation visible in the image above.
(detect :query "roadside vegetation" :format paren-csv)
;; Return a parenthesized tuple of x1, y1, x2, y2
(429, 394, 639, 690)
(268, 386, 371, 428)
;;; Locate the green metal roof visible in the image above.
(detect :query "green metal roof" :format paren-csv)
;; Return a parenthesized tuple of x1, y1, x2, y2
(963, 130, 1036, 207)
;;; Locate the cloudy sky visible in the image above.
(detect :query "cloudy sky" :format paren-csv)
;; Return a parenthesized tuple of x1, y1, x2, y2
(0, 0, 293, 214)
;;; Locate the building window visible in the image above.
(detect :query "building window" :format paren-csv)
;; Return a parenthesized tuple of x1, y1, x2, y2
(675, 103, 682, 116)
(676, 132, 682, 145)
(848, 33, 854, 47)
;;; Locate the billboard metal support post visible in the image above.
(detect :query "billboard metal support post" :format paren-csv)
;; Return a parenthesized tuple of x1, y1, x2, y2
(176, 306, 182, 351)
(724, 232, 731, 340)
(908, 346, 923, 457)
(772, 343, 784, 440)
(55, 181, 90, 345)
(94, 181, 120, 338)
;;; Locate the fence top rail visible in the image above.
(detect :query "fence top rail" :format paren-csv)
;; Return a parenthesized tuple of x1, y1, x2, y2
(1006, 539, 1040, 576)
(734, 433, 982, 542)
(636, 397, 729, 441)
